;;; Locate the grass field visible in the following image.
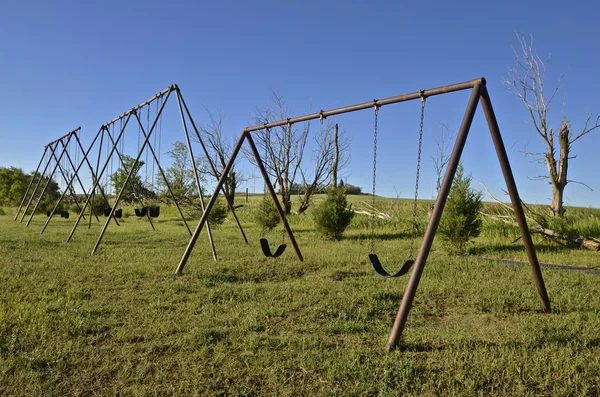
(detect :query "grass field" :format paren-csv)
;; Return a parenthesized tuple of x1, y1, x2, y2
(1, 195, 600, 396)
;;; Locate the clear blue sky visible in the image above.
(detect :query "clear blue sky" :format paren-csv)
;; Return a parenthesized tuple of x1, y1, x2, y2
(1, 0, 599, 207)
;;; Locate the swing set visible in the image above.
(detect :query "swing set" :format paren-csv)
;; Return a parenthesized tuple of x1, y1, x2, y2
(258, 126, 288, 258)
(14, 127, 103, 229)
(63, 84, 248, 259)
(175, 77, 551, 351)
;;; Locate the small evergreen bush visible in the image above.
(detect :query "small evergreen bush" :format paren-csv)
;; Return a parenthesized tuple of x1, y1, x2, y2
(207, 198, 227, 226)
(183, 197, 227, 225)
(438, 163, 483, 254)
(254, 196, 280, 231)
(313, 186, 354, 240)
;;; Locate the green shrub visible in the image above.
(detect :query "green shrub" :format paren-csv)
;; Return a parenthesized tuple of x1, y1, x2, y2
(207, 198, 227, 226)
(91, 194, 109, 216)
(182, 197, 227, 226)
(0, 207, 6, 216)
(313, 186, 354, 240)
(254, 197, 280, 231)
(438, 163, 483, 254)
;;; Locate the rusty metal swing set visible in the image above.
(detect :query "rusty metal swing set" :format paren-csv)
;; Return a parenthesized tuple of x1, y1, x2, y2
(14, 127, 103, 227)
(15, 85, 249, 259)
(62, 84, 249, 257)
(175, 77, 551, 351)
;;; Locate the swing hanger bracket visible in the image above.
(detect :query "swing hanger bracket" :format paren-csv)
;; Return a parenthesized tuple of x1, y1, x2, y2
(319, 110, 326, 124)
(419, 89, 427, 103)
(373, 100, 380, 115)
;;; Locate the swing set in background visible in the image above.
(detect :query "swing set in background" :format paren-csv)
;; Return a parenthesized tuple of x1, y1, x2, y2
(174, 77, 552, 351)
(14, 85, 249, 260)
(14, 127, 101, 226)
(67, 84, 248, 257)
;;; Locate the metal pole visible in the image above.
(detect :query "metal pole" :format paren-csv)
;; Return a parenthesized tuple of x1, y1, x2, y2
(132, 111, 196, 238)
(44, 127, 80, 148)
(19, 145, 55, 222)
(176, 131, 248, 273)
(41, 131, 105, 234)
(57, 139, 92, 219)
(386, 82, 484, 351)
(174, 91, 218, 260)
(14, 146, 49, 220)
(479, 87, 551, 313)
(66, 131, 114, 229)
(245, 133, 304, 262)
(73, 132, 106, 220)
(66, 121, 131, 244)
(49, 138, 88, 220)
(102, 85, 173, 129)
(104, 123, 155, 230)
(25, 141, 67, 226)
(89, 130, 105, 229)
(91, 90, 173, 255)
(178, 91, 249, 244)
(243, 79, 483, 134)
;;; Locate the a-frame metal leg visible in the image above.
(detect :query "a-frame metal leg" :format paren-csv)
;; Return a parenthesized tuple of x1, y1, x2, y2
(176, 132, 249, 273)
(91, 92, 172, 254)
(479, 87, 551, 313)
(14, 146, 48, 221)
(25, 142, 66, 226)
(386, 82, 485, 351)
(386, 82, 551, 351)
(177, 91, 249, 245)
(245, 133, 303, 262)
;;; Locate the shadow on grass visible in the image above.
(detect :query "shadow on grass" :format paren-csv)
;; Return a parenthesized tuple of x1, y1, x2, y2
(469, 243, 566, 256)
(344, 232, 413, 241)
(399, 336, 600, 352)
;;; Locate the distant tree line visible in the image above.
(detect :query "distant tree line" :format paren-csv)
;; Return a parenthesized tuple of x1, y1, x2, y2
(0, 166, 60, 213)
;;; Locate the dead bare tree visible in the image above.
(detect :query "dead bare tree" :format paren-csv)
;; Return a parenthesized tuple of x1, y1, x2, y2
(427, 123, 456, 220)
(332, 123, 340, 188)
(477, 180, 600, 252)
(248, 92, 309, 215)
(503, 33, 600, 217)
(432, 123, 456, 195)
(197, 108, 242, 207)
(296, 119, 350, 215)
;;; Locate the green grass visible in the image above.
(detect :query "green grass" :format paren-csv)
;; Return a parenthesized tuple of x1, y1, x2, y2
(1, 197, 600, 395)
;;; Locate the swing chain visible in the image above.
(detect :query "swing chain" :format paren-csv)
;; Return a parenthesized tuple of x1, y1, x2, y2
(371, 101, 380, 254)
(409, 91, 426, 258)
(261, 127, 270, 237)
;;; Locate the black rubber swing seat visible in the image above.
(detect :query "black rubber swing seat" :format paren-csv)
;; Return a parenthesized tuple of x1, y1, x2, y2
(148, 206, 160, 218)
(103, 208, 112, 216)
(134, 207, 148, 217)
(114, 209, 123, 219)
(369, 254, 414, 278)
(260, 238, 287, 258)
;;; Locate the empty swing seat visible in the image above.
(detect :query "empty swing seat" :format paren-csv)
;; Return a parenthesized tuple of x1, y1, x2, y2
(114, 209, 123, 219)
(149, 206, 160, 218)
(134, 207, 148, 217)
(260, 238, 287, 258)
(103, 208, 112, 216)
(46, 210, 52, 217)
(369, 254, 414, 278)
